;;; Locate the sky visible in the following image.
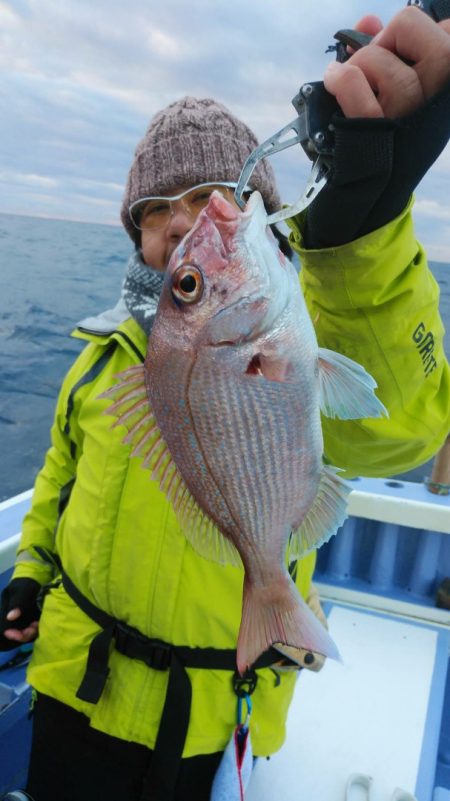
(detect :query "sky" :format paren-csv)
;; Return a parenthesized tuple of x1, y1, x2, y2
(0, 0, 449, 261)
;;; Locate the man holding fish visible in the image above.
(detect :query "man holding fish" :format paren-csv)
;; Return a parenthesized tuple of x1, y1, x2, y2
(1, 7, 449, 801)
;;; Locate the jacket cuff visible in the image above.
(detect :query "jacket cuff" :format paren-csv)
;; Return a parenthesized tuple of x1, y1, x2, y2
(12, 549, 54, 586)
(288, 198, 417, 310)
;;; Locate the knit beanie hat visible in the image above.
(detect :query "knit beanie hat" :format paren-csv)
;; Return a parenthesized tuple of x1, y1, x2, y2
(121, 96, 281, 242)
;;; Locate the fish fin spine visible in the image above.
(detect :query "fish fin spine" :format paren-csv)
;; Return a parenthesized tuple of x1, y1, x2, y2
(289, 464, 350, 560)
(180, 497, 242, 568)
(98, 365, 173, 481)
(99, 365, 241, 568)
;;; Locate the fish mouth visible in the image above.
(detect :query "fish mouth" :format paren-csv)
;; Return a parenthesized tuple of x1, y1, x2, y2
(189, 189, 294, 347)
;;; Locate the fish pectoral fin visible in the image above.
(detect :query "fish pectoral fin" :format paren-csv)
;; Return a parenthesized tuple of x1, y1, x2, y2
(318, 347, 388, 420)
(289, 465, 350, 559)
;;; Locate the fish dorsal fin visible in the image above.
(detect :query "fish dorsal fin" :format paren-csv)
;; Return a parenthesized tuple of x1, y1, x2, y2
(318, 347, 388, 420)
(99, 366, 242, 568)
(288, 464, 350, 561)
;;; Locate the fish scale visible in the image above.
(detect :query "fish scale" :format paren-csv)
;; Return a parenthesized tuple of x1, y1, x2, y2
(188, 357, 321, 565)
(103, 188, 387, 672)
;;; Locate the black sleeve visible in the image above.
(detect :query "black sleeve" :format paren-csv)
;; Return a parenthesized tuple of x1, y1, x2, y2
(303, 79, 450, 249)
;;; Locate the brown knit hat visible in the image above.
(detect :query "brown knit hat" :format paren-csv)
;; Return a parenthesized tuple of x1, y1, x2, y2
(121, 96, 281, 242)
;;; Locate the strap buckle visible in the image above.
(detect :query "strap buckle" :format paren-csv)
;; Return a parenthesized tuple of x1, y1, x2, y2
(144, 640, 172, 671)
(115, 623, 172, 671)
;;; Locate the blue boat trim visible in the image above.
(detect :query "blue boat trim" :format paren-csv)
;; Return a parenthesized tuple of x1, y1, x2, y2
(415, 628, 450, 801)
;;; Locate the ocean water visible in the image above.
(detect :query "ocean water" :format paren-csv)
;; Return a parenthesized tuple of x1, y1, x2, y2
(0, 211, 449, 502)
(0, 213, 129, 501)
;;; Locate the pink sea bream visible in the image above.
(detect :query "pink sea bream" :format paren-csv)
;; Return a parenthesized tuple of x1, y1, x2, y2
(101, 190, 387, 673)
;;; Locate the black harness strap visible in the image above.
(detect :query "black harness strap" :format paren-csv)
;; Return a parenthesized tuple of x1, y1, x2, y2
(141, 650, 192, 800)
(60, 569, 280, 801)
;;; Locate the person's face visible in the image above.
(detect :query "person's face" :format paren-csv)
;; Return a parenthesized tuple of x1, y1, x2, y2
(131, 183, 244, 271)
(140, 184, 192, 271)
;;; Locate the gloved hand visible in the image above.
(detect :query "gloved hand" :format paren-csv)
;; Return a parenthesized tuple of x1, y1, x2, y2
(304, 79, 450, 248)
(305, 10, 450, 248)
(0, 578, 41, 651)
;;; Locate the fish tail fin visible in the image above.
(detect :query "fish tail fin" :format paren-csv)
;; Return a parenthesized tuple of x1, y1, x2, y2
(236, 574, 340, 674)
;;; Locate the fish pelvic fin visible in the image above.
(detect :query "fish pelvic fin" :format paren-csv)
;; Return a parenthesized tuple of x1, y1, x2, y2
(289, 465, 350, 560)
(237, 573, 340, 674)
(98, 366, 242, 568)
(318, 347, 388, 420)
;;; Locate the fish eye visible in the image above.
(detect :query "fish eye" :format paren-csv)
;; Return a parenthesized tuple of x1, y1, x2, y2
(171, 264, 204, 304)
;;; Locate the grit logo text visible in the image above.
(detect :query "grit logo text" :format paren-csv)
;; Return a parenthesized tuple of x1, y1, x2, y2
(412, 322, 437, 378)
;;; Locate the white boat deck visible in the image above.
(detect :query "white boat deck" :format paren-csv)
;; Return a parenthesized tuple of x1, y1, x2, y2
(247, 603, 449, 801)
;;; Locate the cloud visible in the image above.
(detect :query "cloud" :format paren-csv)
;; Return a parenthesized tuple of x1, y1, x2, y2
(414, 199, 450, 222)
(0, 0, 447, 247)
(0, 170, 58, 189)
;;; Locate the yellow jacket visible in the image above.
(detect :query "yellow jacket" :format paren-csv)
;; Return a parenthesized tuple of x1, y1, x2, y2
(13, 202, 450, 756)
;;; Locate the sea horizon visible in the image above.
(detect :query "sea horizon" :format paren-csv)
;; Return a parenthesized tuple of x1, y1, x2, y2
(0, 211, 448, 501)
(2, 209, 450, 266)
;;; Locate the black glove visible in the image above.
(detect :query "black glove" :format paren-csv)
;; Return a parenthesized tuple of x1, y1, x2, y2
(0, 578, 41, 651)
(304, 79, 450, 248)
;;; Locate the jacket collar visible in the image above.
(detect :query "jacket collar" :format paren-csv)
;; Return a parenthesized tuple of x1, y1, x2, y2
(73, 305, 148, 363)
(76, 298, 130, 336)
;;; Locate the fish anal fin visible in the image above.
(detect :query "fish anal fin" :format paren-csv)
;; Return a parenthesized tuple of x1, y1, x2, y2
(179, 499, 242, 568)
(318, 347, 388, 420)
(289, 465, 350, 560)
